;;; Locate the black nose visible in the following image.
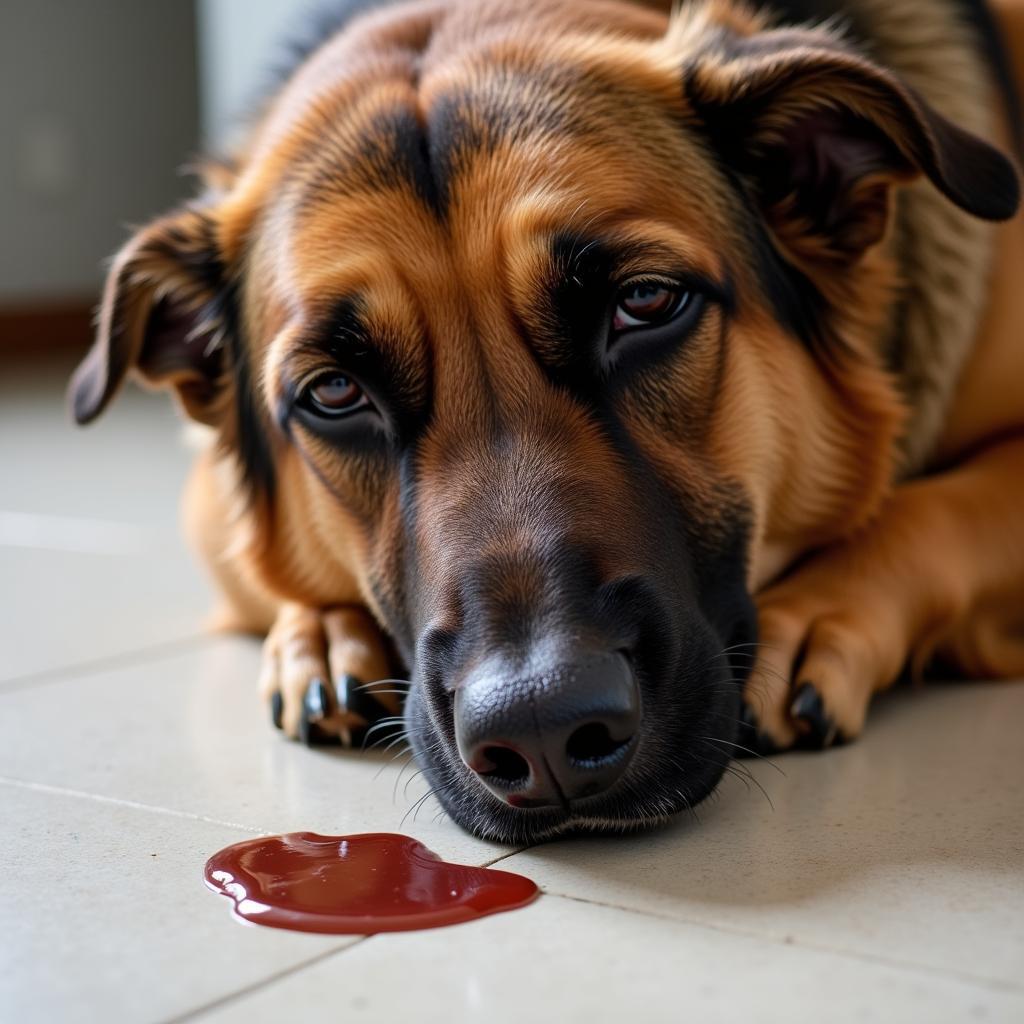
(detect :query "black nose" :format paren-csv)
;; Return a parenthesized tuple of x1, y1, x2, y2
(454, 651, 641, 808)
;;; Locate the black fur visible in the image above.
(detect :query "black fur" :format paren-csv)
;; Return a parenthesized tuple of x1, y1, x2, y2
(220, 278, 278, 504)
(297, 108, 444, 215)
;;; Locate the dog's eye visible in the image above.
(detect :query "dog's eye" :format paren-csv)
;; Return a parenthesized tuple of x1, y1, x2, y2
(300, 373, 370, 418)
(613, 280, 690, 332)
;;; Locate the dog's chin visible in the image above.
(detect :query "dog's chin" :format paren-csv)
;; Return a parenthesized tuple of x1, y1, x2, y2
(419, 759, 732, 844)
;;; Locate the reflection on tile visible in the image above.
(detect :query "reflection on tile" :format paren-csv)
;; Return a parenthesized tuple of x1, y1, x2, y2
(0, 784, 356, 1024)
(202, 891, 1023, 1024)
(499, 682, 1024, 987)
(0, 639, 506, 865)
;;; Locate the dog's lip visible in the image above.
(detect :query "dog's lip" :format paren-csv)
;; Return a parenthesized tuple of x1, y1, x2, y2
(506, 792, 557, 810)
(468, 803, 676, 844)
(462, 760, 653, 834)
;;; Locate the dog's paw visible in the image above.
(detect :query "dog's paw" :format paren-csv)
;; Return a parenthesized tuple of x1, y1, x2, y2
(260, 604, 404, 748)
(738, 541, 909, 754)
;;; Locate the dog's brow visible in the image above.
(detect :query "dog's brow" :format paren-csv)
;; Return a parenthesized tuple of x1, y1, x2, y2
(290, 62, 656, 220)
(295, 106, 443, 217)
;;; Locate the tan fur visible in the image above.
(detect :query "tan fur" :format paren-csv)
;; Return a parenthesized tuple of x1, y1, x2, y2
(849, 0, 1004, 473)
(71, 0, 1023, 759)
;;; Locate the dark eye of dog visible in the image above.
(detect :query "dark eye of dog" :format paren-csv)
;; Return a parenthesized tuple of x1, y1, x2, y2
(613, 280, 690, 332)
(300, 373, 370, 418)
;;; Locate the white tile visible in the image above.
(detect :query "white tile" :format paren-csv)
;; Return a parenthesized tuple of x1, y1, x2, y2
(498, 682, 1024, 988)
(200, 889, 1024, 1024)
(0, 638, 507, 865)
(0, 783, 357, 1024)
(0, 361, 192, 528)
(0, 542, 208, 684)
(0, 362, 209, 682)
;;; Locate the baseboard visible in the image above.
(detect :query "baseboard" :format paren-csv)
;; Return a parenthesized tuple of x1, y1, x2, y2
(0, 299, 95, 359)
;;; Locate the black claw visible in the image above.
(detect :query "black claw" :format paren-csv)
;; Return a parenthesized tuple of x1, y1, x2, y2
(306, 678, 330, 720)
(299, 716, 336, 747)
(790, 682, 836, 749)
(270, 692, 283, 731)
(734, 703, 781, 758)
(335, 674, 391, 724)
(334, 673, 361, 713)
(299, 679, 338, 747)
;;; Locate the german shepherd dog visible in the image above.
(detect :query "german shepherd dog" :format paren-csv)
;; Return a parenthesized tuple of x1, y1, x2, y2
(70, 0, 1024, 841)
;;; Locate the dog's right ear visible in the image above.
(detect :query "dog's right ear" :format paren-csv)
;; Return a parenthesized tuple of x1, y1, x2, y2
(69, 201, 232, 427)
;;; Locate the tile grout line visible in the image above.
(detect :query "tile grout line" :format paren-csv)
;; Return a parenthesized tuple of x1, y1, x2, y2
(546, 891, 1024, 996)
(159, 938, 371, 1024)
(480, 846, 533, 867)
(160, 848, 534, 1021)
(0, 633, 218, 695)
(0, 776, 268, 836)
(0, 774, 534, 866)
(154, 846, 535, 1021)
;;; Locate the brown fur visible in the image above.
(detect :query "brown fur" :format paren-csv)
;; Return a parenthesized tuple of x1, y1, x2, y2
(70, 0, 1024, 836)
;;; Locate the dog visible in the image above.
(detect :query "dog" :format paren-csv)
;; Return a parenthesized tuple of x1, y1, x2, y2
(69, 0, 1024, 841)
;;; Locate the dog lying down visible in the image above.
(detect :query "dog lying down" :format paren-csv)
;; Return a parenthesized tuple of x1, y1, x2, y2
(70, 0, 1024, 842)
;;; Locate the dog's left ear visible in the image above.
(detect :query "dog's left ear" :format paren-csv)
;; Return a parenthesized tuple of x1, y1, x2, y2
(69, 200, 232, 426)
(684, 28, 1021, 262)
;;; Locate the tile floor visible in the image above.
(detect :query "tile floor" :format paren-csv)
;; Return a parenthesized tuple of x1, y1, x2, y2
(2, 359, 1022, 1023)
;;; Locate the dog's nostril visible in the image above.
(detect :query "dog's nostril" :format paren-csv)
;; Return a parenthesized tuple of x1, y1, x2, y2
(565, 722, 628, 764)
(478, 745, 531, 786)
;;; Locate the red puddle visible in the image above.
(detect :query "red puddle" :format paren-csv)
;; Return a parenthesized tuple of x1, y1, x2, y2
(204, 832, 539, 934)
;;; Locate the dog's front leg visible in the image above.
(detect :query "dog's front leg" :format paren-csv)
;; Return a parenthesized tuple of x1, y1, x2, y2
(742, 434, 1024, 751)
(260, 603, 402, 747)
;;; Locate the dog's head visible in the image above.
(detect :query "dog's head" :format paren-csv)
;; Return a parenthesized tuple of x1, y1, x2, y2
(70, 0, 1019, 840)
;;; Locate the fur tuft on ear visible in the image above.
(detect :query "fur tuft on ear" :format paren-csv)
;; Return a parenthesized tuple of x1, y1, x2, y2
(681, 20, 1021, 262)
(69, 202, 231, 426)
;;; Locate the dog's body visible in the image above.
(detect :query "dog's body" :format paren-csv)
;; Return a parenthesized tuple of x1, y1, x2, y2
(72, 0, 1024, 840)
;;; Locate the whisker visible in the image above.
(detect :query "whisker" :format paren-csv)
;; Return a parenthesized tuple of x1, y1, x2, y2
(353, 679, 411, 691)
(393, 750, 420, 802)
(360, 717, 406, 747)
(721, 763, 752, 795)
(400, 788, 435, 828)
(373, 745, 412, 781)
(364, 729, 408, 755)
(362, 714, 405, 729)
(403, 767, 428, 800)
(699, 735, 785, 775)
(364, 731, 405, 754)
(709, 748, 776, 810)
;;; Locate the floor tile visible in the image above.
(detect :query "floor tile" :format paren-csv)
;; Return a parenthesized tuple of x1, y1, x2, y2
(198, 889, 1024, 1024)
(0, 542, 207, 684)
(498, 681, 1024, 988)
(0, 359, 192, 527)
(0, 638, 507, 865)
(0, 361, 209, 682)
(0, 784, 357, 1024)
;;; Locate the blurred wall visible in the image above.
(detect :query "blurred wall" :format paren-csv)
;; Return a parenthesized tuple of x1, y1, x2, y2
(0, 2, 198, 304)
(197, 0, 305, 149)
